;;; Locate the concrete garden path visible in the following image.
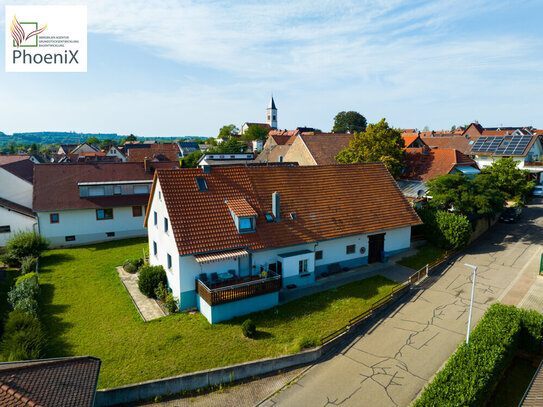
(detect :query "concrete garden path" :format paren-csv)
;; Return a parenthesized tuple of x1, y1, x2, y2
(259, 201, 543, 407)
(116, 266, 166, 321)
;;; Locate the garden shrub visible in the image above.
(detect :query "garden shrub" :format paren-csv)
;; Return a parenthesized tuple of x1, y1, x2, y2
(15, 272, 38, 287)
(291, 335, 319, 353)
(0, 251, 21, 268)
(415, 208, 472, 250)
(154, 281, 169, 302)
(20, 257, 38, 274)
(8, 277, 40, 317)
(164, 293, 179, 313)
(5, 232, 49, 259)
(241, 319, 256, 338)
(124, 258, 144, 269)
(414, 304, 543, 407)
(124, 263, 138, 274)
(1, 310, 46, 361)
(138, 265, 167, 298)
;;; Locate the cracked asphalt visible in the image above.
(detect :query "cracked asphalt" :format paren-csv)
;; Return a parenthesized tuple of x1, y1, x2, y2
(259, 200, 543, 407)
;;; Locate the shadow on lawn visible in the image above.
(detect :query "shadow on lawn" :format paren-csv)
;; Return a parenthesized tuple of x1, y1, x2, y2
(221, 275, 391, 331)
(84, 237, 147, 252)
(39, 283, 74, 357)
(39, 253, 75, 273)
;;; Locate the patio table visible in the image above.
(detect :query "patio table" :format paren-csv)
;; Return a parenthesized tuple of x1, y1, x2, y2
(218, 272, 234, 280)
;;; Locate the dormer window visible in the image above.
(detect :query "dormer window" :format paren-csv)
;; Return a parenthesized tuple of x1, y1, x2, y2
(239, 217, 254, 231)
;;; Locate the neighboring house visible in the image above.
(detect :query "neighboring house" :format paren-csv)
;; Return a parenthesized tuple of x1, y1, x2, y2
(0, 356, 101, 407)
(197, 153, 255, 167)
(401, 149, 480, 183)
(127, 145, 180, 163)
(239, 122, 272, 135)
(467, 133, 543, 182)
(283, 133, 353, 165)
(57, 144, 79, 155)
(33, 163, 156, 247)
(177, 142, 200, 158)
(418, 134, 476, 155)
(106, 145, 127, 162)
(72, 143, 100, 154)
(145, 163, 421, 323)
(0, 155, 36, 245)
(29, 154, 46, 164)
(396, 180, 429, 203)
(402, 134, 428, 150)
(254, 133, 297, 163)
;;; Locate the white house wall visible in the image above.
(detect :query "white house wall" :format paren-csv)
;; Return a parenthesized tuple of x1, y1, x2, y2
(0, 207, 36, 246)
(0, 168, 33, 208)
(147, 180, 181, 302)
(37, 206, 147, 247)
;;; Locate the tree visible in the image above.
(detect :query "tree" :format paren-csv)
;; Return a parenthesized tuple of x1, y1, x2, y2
(209, 137, 247, 153)
(8, 143, 15, 154)
(335, 118, 405, 178)
(241, 125, 268, 141)
(182, 150, 204, 168)
(332, 111, 367, 133)
(28, 143, 38, 155)
(99, 138, 116, 150)
(482, 157, 535, 203)
(122, 134, 137, 143)
(422, 125, 430, 131)
(218, 124, 239, 139)
(85, 136, 99, 146)
(426, 173, 504, 217)
(206, 138, 217, 146)
(451, 125, 457, 132)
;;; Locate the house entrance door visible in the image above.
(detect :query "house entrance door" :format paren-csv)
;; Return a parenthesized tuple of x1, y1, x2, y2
(239, 256, 250, 277)
(368, 233, 385, 263)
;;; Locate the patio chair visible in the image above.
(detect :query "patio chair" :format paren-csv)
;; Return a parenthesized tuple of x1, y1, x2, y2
(228, 269, 236, 278)
(199, 273, 208, 284)
(211, 272, 219, 284)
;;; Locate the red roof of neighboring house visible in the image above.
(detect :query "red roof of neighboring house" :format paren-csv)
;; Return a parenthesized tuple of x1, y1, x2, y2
(0, 197, 34, 218)
(127, 148, 179, 163)
(270, 134, 297, 145)
(421, 136, 476, 154)
(0, 356, 101, 407)
(401, 149, 477, 182)
(33, 163, 156, 211)
(0, 155, 35, 184)
(298, 133, 353, 165)
(149, 163, 421, 256)
(268, 130, 299, 139)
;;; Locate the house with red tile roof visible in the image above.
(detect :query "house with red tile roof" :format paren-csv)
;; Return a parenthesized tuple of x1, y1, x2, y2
(401, 149, 480, 183)
(32, 162, 174, 246)
(402, 135, 428, 150)
(144, 163, 421, 323)
(282, 133, 354, 165)
(0, 155, 37, 246)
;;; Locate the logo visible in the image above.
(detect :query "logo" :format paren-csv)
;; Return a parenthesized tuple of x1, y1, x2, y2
(10, 15, 47, 48)
(5, 6, 87, 73)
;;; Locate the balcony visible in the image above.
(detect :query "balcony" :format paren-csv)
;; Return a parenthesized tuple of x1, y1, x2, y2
(525, 159, 543, 167)
(196, 272, 281, 307)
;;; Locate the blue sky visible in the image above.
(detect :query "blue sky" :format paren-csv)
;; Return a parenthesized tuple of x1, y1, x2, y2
(1, 0, 542, 137)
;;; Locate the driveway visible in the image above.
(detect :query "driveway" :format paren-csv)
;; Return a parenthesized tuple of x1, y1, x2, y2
(259, 201, 543, 407)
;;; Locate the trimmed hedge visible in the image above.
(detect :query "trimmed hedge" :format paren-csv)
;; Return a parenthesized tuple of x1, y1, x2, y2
(414, 303, 543, 407)
(415, 208, 472, 250)
(138, 265, 167, 298)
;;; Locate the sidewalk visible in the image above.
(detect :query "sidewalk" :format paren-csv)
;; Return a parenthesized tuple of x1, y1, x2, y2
(116, 266, 166, 321)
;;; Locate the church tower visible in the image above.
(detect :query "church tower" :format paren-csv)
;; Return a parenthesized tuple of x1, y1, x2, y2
(266, 96, 277, 129)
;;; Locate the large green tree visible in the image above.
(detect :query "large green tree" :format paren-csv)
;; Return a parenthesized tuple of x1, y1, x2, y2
(482, 157, 535, 203)
(332, 111, 367, 133)
(426, 173, 504, 217)
(241, 125, 269, 141)
(209, 137, 247, 153)
(181, 151, 204, 168)
(335, 118, 405, 178)
(218, 124, 239, 139)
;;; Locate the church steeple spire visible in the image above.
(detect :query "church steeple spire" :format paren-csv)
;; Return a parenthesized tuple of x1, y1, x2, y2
(266, 95, 277, 128)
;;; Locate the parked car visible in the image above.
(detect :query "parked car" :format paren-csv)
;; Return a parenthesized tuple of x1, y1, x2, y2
(499, 207, 522, 224)
(533, 185, 543, 197)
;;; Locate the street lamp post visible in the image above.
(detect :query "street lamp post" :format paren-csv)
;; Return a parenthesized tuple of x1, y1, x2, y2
(465, 263, 477, 345)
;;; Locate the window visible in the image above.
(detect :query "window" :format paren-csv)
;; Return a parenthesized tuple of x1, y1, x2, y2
(239, 217, 253, 231)
(299, 259, 308, 274)
(273, 115, 276, 120)
(346, 244, 355, 254)
(154, 211, 157, 225)
(264, 213, 274, 222)
(0, 225, 10, 233)
(315, 250, 323, 261)
(290, 213, 297, 220)
(153, 241, 157, 256)
(134, 185, 149, 194)
(278, 156, 283, 162)
(167, 254, 172, 269)
(164, 217, 168, 232)
(50, 213, 59, 223)
(158, 191, 162, 201)
(65, 235, 76, 242)
(106, 232, 115, 237)
(132, 206, 143, 217)
(113, 186, 121, 195)
(196, 177, 208, 191)
(96, 208, 113, 220)
(89, 186, 105, 197)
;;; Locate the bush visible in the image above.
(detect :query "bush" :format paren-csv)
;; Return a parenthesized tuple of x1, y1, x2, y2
(124, 263, 138, 273)
(241, 319, 256, 338)
(415, 208, 472, 250)
(154, 281, 169, 301)
(414, 304, 543, 407)
(1, 310, 46, 361)
(164, 293, 179, 313)
(8, 277, 40, 317)
(5, 232, 49, 259)
(291, 335, 319, 353)
(0, 251, 21, 268)
(138, 265, 167, 298)
(124, 258, 144, 269)
(16, 272, 38, 287)
(20, 256, 38, 274)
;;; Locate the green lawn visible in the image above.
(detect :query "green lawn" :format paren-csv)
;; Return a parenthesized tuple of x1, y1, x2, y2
(396, 244, 446, 270)
(38, 238, 399, 389)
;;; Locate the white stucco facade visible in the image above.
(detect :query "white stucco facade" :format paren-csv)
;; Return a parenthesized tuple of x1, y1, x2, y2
(0, 168, 33, 208)
(37, 205, 147, 247)
(0, 207, 36, 246)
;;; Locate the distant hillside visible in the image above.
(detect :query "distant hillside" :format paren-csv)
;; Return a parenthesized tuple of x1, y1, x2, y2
(1, 132, 122, 145)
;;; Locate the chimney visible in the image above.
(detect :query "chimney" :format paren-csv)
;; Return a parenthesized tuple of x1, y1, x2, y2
(144, 157, 151, 172)
(272, 191, 280, 221)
